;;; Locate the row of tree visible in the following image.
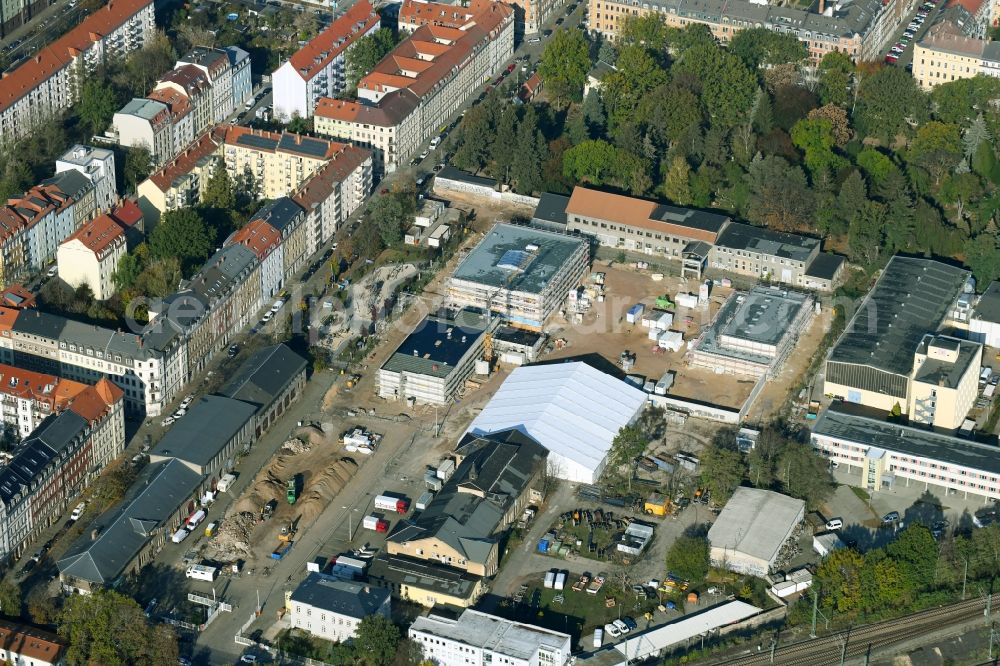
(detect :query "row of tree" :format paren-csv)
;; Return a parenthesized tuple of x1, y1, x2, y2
(448, 16, 1000, 283)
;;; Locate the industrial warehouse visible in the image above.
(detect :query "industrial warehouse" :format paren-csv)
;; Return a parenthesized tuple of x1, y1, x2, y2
(687, 286, 814, 377)
(446, 223, 588, 331)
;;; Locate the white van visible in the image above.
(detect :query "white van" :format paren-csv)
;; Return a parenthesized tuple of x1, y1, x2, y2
(171, 528, 189, 544)
(429, 136, 441, 150)
(825, 517, 844, 531)
(217, 473, 237, 493)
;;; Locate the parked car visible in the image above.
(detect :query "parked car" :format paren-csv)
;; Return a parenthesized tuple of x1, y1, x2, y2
(228, 344, 239, 357)
(825, 517, 844, 530)
(613, 619, 629, 634)
(604, 623, 621, 638)
(70, 502, 85, 521)
(882, 511, 901, 524)
(622, 617, 638, 631)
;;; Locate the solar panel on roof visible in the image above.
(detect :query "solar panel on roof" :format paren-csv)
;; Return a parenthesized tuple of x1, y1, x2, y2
(496, 249, 534, 272)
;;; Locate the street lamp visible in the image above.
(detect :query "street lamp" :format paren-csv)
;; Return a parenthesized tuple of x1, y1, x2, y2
(341, 506, 360, 541)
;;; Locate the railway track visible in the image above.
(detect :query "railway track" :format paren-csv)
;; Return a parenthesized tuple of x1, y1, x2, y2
(714, 594, 999, 666)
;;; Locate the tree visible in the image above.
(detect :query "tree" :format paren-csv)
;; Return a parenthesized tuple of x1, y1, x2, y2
(700, 439, 747, 503)
(346, 29, 397, 90)
(79, 79, 118, 135)
(728, 27, 806, 71)
(149, 208, 213, 273)
(885, 525, 938, 592)
(637, 82, 702, 148)
(113, 254, 142, 292)
(601, 45, 668, 131)
(0, 580, 20, 617)
(619, 13, 670, 53)
(815, 547, 865, 612)
(817, 51, 854, 107)
(608, 425, 647, 470)
(663, 156, 692, 205)
(537, 28, 590, 104)
(854, 66, 926, 142)
(490, 106, 519, 183)
(790, 117, 847, 181)
(745, 155, 814, 231)
(369, 195, 406, 247)
(776, 441, 834, 510)
(202, 159, 236, 210)
(562, 139, 621, 185)
(582, 90, 607, 138)
(59, 589, 178, 666)
(930, 75, 1000, 124)
(848, 200, 887, 265)
(909, 121, 963, 186)
(807, 104, 851, 146)
(671, 43, 756, 128)
(354, 615, 401, 666)
(666, 23, 716, 53)
(597, 39, 618, 66)
(666, 536, 710, 582)
(511, 107, 547, 194)
(965, 236, 1000, 284)
(856, 147, 895, 185)
(124, 145, 153, 194)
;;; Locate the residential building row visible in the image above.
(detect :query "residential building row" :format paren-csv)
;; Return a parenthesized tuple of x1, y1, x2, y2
(137, 125, 369, 222)
(114, 46, 252, 166)
(541, 186, 844, 292)
(57, 344, 306, 593)
(0, 620, 66, 666)
(400, 0, 561, 36)
(56, 199, 143, 301)
(912, 33, 1000, 88)
(0, 0, 156, 143)
(272, 0, 382, 122)
(0, 375, 124, 561)
(313, 0, 515, 175)
(586, 0, 903, 63)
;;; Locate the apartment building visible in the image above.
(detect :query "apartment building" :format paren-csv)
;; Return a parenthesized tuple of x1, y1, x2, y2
(0, 170, 98, 287)
(271, 0, 381, 121)
(116, 46, 252, 166)
(410, 609, 572, 666)
(315, 1, 514, 174)
(398, 0, 479, 31)
(709, 222, 821, 285)
(289, 576, 391, 643)
(221, 126, 348, 199)
(3, 307, 187, 417)
(0, 0, 155, 143)
(0, 621, 66, 666)
(228, 218, 283, 299)
(314, 92, 421, 175)
(248, 198, 309, 281)
(136, 129, 224, 221)
(930, 0, 990, 38)
(0, 378, 124, 561)
(824, 256, 978, 429)
(587, 0, 898, 63)
(291, 145, 373, 253)
(913, 33, 987, 88)
(55, 145, 117, 213)
(56, 210, 128, 301)
(0, 364, 92, 437)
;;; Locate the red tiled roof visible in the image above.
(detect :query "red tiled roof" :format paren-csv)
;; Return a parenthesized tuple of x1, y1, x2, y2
(67, 378, 124, 422)
(0, 363, 89, 412)
(147, 86, 193, 121)
(398, 0, 478, 29)
(60, 211, 126, 259)
(0, 0, 153, 114)
(0, 285, 35, 309)
(110, 199, 143, 228)
(358, 2, 512, 100)
(314, 90, 421, 126)
(229, 218, 281, 260)
(0, 620, 66, 664)
(146, 127, 224, 192)
(286, 0, 380, 82)
(0, 307, 21, 332)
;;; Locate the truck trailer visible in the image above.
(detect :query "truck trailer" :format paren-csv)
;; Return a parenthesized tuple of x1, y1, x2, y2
(362, 515, 389, 532)
(374, 495, 409, 514)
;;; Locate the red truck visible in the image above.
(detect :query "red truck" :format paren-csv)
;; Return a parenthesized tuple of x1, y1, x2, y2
(363, 515, 389, 533)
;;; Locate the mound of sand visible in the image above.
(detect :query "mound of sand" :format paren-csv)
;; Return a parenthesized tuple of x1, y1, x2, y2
(296, 458, 359, 523)
(281, 437, 311, 455)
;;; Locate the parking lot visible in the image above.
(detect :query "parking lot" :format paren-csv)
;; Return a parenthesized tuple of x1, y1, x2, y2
(884, 0, 945, 67)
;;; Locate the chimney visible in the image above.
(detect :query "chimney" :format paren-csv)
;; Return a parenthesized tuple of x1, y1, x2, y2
(819, 0, 824, 12)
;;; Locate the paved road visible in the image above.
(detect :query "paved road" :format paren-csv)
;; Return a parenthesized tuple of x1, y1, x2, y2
(887, 0, 947, 68)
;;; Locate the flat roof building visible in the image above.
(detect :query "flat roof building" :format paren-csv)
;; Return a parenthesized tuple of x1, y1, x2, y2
(688, 286, 814, 377)
(707, 487, 805, 576)
(812, 403, 1000, 501)
(824, 256, 976, 429)
(378, 308, 496, 405)
(970, 280, 1000, 347)
(466, 362, 648, 484)
(367, 553, 487, 608)
(410, 609, 572, 666)
(447, 223, 588, 331)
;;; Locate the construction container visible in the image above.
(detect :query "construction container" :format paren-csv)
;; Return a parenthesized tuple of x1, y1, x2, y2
(437, 459, 456, 481)
(657, 331, 684, 352)
(544, 570, 555, 588)
(538, 539, 550, 553)
(554, 572, 566, 590)
(626, 304, 644, 323)
(676, 293, 699, 308)
(644, 494, 671, 517)
(415, 492, 433, 511)
(424, 470, 443, 491)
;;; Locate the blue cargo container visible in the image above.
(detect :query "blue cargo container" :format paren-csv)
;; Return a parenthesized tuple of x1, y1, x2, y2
(537, 539, 549, 553)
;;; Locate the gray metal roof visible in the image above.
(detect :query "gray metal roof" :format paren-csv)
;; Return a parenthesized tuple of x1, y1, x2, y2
(388, 429, 545, 564)
(813, 403, 1000, 476)
(219, 344, 307, 408)
(827, 256, 968, 375)
(150, 396, 256, 469)
(437, 167, 498, 189)
(0, 411, 86, 505)
(118, 97, 168, 120)
(805, 253, 845, 280)
(715, 222, 818, 263)
(381, 309, 490, 378)
(57, 458, 202, 585)
(290, 575, 390, 616)
(531, 193, 570, 228)
(707, 488, 804, 565)
(12, 309, 179, 359)
(452, 223, 586, 294)
(695, 287, 810, 364)
(974, 281, 1000, 324)
(912, 335, 980, 389)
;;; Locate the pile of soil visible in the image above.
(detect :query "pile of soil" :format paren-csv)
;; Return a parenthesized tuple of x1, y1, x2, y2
(206, 511, 257, 562)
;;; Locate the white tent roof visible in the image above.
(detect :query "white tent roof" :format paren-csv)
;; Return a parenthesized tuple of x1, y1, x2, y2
(466, 362, 648, 479)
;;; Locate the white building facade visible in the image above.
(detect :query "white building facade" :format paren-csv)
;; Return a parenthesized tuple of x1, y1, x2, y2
(55, 145, 118, 213)
(410, 610, 572, 666)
